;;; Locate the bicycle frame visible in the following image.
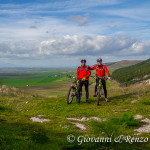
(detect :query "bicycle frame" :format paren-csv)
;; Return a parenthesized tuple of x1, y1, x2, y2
(98, 78, 102, 87)
(91, 76, 108, 104)
(71, 78, 79, 90)
(67, 77, 83, 104)
(96, 78, 102, 96)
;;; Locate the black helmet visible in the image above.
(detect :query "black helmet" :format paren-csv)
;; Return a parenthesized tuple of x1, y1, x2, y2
(81, 59, 86, 63)
(97, 58, 102, 62)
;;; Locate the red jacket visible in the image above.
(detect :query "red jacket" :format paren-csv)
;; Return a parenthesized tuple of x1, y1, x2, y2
(77, 66, 91, 80)
(89, 64, 109, 78)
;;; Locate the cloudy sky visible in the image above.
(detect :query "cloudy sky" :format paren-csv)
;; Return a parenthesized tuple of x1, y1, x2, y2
(0, 0, 150, 67)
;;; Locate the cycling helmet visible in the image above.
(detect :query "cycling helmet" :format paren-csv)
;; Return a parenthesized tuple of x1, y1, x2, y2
(97, 58, 102, 62)
(81, 59, 86, 63)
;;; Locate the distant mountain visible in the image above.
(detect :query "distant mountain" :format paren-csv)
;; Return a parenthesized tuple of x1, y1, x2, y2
(111, 58, 150, 86)
(106, 60, 143, 71)
(104, 62, 116, 67)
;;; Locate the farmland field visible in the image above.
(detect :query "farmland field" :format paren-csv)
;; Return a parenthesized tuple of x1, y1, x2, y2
(0, 68, 75, 88)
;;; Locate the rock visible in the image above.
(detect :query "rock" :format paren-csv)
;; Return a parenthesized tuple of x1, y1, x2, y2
(134, 115, 143, 120)
(131, 100, 138, 104)
(141, 118, 150, 124)
(72, 122, 87, 130)
(30, 117, 50, 123)
(145, 79, 150, 85)
(81, 117, 88, 121)
(89, 117, 101, 121)
(66, 116, 102, 122)
(134, 124, 150, 134)
(67, 117, 82, 121)
(134, 118, 150, 135)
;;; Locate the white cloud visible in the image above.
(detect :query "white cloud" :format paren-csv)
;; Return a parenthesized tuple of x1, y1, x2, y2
(0, 35, 149, 67)
(0, 35, 149, 59)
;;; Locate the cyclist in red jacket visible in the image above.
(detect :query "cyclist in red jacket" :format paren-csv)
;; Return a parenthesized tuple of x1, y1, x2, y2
(77, 59, 91, 103)
(88, 58, 110, 102)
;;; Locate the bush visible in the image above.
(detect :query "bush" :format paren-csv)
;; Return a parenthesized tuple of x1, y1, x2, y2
(111, 113, 140, 127)
(142, 101, 150, 105)
(90, 113, 139, 138)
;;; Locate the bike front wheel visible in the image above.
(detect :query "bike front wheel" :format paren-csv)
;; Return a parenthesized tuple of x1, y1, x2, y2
(67, 86, 76, 104)
(97, 87, 102, 106)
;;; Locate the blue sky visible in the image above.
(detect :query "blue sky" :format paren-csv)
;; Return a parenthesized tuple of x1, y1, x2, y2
(0, 0, 150, 67)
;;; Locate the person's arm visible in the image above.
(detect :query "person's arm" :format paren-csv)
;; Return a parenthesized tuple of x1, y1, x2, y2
(77, 68, 80, 79)
(88, 65, 97, 70)
(103, 65, 110, 77)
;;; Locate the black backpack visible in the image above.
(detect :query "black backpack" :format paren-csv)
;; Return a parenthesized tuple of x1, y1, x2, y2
(96, 64, 105, 72)
(78, 66, 91, 76)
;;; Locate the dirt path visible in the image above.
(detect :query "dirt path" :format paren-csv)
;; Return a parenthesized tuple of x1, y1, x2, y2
(22, 85, 70, 91)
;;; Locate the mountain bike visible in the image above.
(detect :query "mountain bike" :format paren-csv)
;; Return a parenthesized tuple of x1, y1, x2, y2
(92, 77, 108, 106)
(67, 77, 82, 104)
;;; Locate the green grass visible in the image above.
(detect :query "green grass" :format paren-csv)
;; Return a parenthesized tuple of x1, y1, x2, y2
(0, 80, 150, 149)
(1, 76, 61, 87)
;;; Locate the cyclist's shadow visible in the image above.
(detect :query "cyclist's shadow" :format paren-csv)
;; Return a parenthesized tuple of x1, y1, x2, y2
(109, 93, 133, 104)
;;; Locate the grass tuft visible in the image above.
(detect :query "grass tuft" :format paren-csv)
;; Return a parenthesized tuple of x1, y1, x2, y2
(29, 129, 49, 144)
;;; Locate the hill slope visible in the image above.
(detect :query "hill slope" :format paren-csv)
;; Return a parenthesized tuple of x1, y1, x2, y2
(107, 60, 143, 71)
(112, 58, 150, 85)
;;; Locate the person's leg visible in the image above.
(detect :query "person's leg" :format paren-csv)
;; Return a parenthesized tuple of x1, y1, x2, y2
(101, 79, 107, 98)
(101, 79, 109, 102)
(84, 80, 89, 101)
(77, 80, 83, 102)
(93, 78, 98, 97)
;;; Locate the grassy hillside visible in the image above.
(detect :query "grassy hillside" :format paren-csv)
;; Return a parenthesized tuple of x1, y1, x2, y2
(0, 67, 150, 149)
(107, 60, 143, 71)
(0, 80, 150, 149)
(112, 59, 150, 86)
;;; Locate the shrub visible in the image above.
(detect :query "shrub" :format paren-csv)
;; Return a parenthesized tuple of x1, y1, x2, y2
(111, 113, 140, 127)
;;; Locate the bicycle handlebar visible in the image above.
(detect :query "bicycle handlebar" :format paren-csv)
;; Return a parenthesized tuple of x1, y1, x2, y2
(91, 76, 108, 80)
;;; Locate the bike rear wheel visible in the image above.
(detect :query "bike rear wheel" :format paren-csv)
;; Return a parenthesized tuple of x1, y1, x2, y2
(67, 86, 77, 104)
(97, 87, 102, 106)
